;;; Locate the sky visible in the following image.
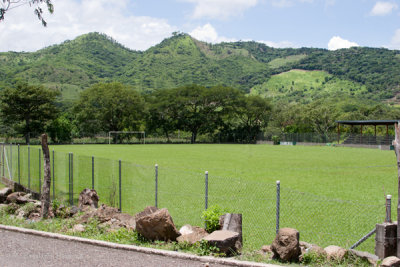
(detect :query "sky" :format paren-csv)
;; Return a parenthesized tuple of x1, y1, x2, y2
(0, 0, 399, 52)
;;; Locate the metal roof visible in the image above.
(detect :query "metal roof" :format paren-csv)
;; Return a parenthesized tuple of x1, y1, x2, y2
(335, 120, 398, 126)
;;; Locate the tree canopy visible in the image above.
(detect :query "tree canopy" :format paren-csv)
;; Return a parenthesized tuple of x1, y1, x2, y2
(74, 82, 147, 138)
(0, 82, 59, 144)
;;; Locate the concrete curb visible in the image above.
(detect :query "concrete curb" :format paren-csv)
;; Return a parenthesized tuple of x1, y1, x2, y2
(0, 224, 282, 267)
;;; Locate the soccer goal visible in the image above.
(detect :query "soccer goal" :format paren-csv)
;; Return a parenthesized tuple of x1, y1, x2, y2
(108, 131, 146, 144)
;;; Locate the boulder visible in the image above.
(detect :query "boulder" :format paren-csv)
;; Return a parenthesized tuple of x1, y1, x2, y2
(0, 187, 12, 203)
(261, 245, 272, 253)
(300, 241, 326, 256)
(177, 225, 209, 244)
(95, 204, 120, 222)
(135, 206, 180, 241)
(78, 189, 99, 209)
(113, 213, 136, 230)
(271, 228, 301, 262)
(72, 224, 86, 233)
(202, 230, 240, 255)
(6, 192, 26, 204)
(348, 249, 378, 266)
(219, 213, 242, 245)
(381, 256, 400, 267)
(324, 245, 347, 261)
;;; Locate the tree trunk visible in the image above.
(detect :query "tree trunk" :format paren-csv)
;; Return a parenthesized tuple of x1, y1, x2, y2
(393, 122, 400, 257)
(40, 133, 51, 218)
(191, 131, 197, 144)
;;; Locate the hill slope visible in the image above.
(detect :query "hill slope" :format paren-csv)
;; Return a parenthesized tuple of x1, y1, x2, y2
(0, 32, 399, 105)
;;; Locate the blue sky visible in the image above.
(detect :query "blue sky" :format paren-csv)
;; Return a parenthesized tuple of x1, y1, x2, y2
(0, 0, 399, 52)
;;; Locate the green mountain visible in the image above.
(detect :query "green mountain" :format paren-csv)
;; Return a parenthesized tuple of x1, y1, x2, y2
(1, 32, 399, 105)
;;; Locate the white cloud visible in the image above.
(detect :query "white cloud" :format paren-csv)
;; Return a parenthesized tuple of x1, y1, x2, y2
(190, 24, 296, 48)
(389, 29, 400, 49)
(328, 36, 359, 50)
(370, 1, 397, 16)
(258, 40, 296, 48)
(0, 0, 176, 52)
(270, 0, 314, 8)
(189, 24, 236, 43)
(183, 0, 258, 19)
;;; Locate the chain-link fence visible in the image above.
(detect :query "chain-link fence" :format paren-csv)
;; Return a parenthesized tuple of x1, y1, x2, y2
(0, 143, 387, 252)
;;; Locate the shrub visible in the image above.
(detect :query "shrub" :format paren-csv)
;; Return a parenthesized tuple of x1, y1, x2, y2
(272, 135, 280, 145)
(201, 205, 228, 233)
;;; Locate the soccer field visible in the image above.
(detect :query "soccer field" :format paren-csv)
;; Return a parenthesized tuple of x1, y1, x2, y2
(12, 144, 398, 251)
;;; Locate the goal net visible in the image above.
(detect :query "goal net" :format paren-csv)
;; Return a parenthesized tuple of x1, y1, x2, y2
(108, 131, 146, 144)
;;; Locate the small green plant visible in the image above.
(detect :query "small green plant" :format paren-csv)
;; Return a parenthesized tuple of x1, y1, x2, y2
(4, 203, 19, 214)
(195, 240, 220, 256)
(201, 204, 227, 233)
(272, 135, 280, 145)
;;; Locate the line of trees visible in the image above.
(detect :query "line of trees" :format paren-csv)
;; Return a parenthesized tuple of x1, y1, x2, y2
(1, 81, 400, 144)
(0, 82, 272, 144)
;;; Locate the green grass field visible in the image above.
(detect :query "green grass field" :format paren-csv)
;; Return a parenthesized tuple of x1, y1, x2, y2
(6, 144, 397, 252)
(250, 69, 368, 100)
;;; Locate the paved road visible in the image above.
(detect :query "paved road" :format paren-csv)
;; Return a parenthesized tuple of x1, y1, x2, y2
(0, 230, 229, 267)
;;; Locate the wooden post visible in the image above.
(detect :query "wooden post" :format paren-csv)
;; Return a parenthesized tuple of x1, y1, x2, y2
(40, 134, 51, 218)
(392, 122, 400, 257)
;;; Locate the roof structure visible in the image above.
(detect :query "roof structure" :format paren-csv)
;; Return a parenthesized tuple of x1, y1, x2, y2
(335, 120, 398, 126)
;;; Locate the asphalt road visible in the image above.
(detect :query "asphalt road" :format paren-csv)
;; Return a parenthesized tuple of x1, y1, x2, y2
(0, 230, 228, 267)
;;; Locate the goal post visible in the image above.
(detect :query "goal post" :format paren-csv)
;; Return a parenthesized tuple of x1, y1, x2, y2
(108, 131, 146, 144)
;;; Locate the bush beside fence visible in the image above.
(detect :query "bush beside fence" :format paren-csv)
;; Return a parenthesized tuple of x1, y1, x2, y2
(0, 143, 385, 252)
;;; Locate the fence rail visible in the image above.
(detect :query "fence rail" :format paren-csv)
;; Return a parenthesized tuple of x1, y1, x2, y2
(0, 143, 386, 252)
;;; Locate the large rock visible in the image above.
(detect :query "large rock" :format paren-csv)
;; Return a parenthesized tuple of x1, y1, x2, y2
(300, 241, 326, 256)
(95, 204, 119, 223)
(271, 228, 301, 262)
(113, 213, 136, 230)
(135, 206, 180, 241)
(202, 230, 240, 255)
(177, 225, 209, 244)
(0, 187, 12, 203)
(219, 213, 242, 245)
(324, 245, 347, 261)
(348, 249, 378, 266)
(381, 256, 400, 267)
(78, 188, 99, 209)
(6, 192, 29, 204)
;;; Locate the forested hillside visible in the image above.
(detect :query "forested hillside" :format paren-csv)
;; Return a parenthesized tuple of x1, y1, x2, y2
(1, 32, 399, 105)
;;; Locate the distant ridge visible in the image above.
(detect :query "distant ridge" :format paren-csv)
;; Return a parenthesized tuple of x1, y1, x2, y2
(0, 32, 399, 105)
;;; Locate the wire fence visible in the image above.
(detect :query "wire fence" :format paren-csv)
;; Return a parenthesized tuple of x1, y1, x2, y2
(0, 143, 387, 252)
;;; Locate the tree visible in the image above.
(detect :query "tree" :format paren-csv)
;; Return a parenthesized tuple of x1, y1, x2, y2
(0, 82, 59, 144)
(0, 0, 54, 26)
(170, 85, 241, 143)
(74, 82, 146, 139)
(146, 90, 179, 142)
(235, 95, 272, 142)
(46, 113, 73, 143)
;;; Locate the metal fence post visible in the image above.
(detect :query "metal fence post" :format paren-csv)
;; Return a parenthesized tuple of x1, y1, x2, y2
(276, 180, 280, 235)
(386, 195, 392, 223)
(10, 143, 12, 179)
(69, 152, 74, 206)
(119, 160, 122, 212)
(68, 153, 71, 204)
(39, 149, 41, 194)
(155, 164, 158, 208)
(52, 149, 55, 201)
(92, 156, 94, 190)
(18, 144, 20, 184)
(205, 171, 208, 210)
(2, 144, 4, 177)
(205, 171, 209, 229)
(28, 145, 30, 189)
